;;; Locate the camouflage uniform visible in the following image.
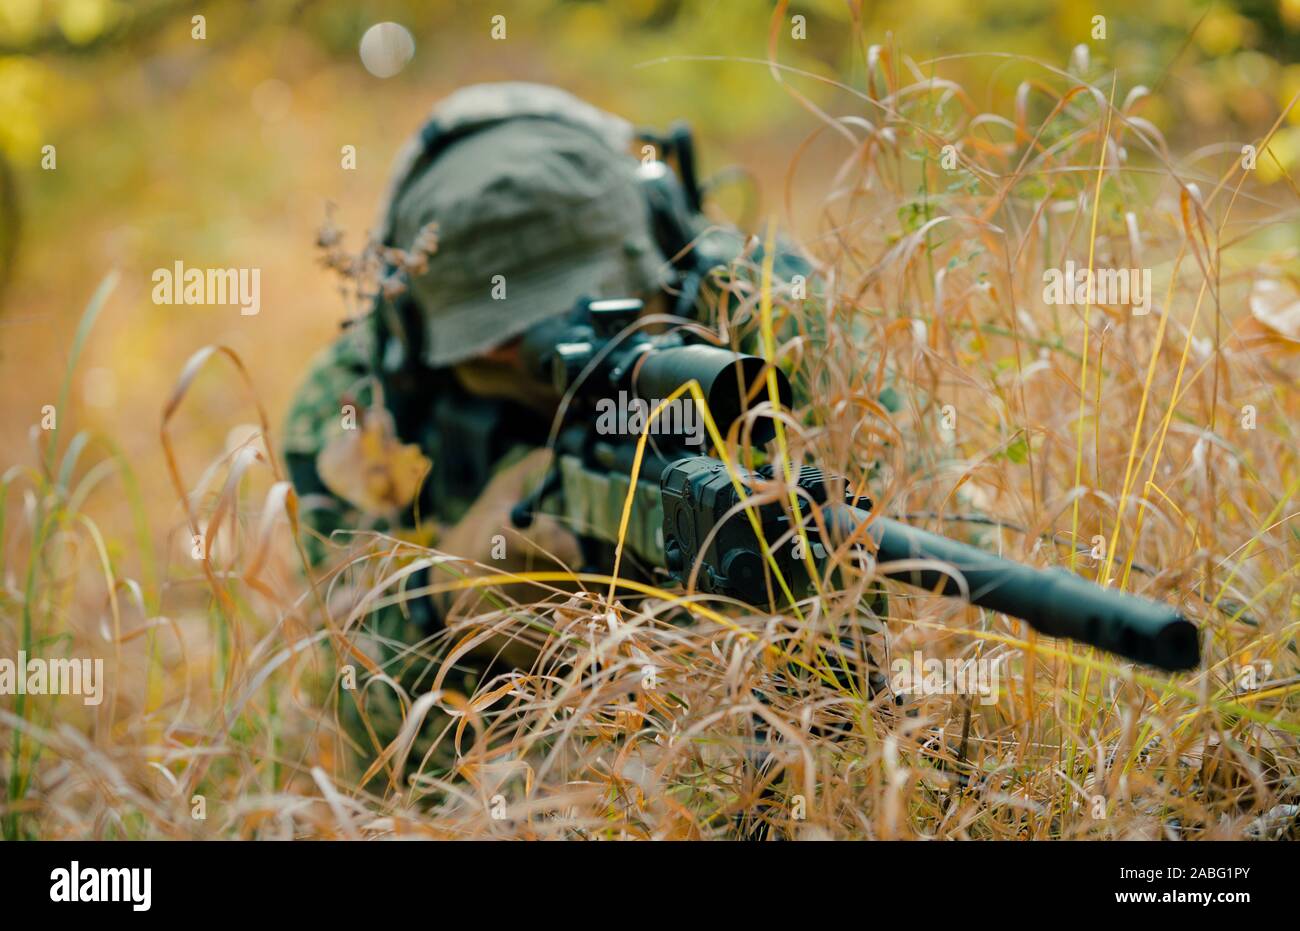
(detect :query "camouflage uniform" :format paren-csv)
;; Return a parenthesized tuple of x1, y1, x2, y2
(282, 84, 879, 786)
(283, 320, 383, 566)
(284, 85, 672, 775)
(286, 84, 667, 566)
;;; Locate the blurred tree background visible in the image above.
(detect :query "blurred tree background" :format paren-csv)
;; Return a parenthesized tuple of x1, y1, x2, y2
(0, 0, 1296, 551)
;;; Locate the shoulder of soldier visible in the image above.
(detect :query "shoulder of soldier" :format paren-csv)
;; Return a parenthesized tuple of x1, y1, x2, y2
(283, 320, 379, 456)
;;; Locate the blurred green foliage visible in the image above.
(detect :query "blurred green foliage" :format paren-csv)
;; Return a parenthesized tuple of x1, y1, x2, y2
(1, 0, 1297, 513)
(2, 0, 1296, 314)
(1, 0, 1299, 155)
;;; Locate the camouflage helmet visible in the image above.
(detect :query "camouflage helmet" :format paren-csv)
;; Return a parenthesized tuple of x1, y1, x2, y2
(380, 83, 669, 368)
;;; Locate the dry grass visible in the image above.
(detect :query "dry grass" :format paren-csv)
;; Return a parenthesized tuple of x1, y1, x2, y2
(3, 43, 1298, 841)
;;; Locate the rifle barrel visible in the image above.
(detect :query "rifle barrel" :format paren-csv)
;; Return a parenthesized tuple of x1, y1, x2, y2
(829, 505, 1200, 671)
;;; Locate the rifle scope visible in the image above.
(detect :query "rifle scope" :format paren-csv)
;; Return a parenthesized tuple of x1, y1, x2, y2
(520, 298, 792, 447)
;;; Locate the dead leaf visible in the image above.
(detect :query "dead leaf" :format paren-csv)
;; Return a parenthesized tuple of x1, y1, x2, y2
(1249, 278, 1300, 341)
(316, 407, 430, 515)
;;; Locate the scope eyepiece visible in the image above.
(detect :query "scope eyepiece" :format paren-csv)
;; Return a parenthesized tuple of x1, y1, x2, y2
(634, 344, 791, 446)
(519, 297, 793, 448)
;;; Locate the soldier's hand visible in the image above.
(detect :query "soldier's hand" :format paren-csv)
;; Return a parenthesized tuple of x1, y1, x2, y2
(434, 448, 581, 659)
